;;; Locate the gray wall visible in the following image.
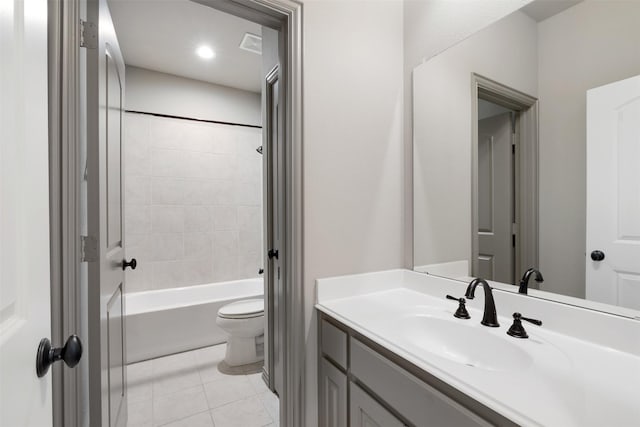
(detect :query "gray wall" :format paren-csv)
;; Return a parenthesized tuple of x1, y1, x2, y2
(478, 99, 512, 120)
(402, 0, 533, 268)
(411, 0, 640, 299)
(412, 11, 538, 269)
(301, 1, 404, 425)
(300, 2, 535, 423)
(537, 1, 640, 298)
(125, 66, 261, 126)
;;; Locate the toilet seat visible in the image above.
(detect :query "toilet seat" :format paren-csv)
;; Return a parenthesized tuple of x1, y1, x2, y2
(218, 299, 264, 319)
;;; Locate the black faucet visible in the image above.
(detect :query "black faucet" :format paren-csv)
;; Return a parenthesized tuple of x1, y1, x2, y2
(464, 278, 500, 327)
(518, 268, 543, 294)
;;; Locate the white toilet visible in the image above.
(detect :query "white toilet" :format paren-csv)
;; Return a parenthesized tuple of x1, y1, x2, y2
(216, 299, 265, 367)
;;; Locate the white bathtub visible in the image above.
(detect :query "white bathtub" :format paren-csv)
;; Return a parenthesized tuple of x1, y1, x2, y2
(125, 278, 263, 363)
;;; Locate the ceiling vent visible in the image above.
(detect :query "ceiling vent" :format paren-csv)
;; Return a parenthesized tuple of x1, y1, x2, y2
(239, 33, 262, 55)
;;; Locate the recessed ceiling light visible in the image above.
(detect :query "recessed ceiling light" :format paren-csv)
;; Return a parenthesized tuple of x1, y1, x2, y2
(196, 45, 215, 60)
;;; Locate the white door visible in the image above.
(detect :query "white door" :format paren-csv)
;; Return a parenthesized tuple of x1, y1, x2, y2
(586, 74, 640, 310)
(0, 0, 53, 425)
(85, 0, 128, 425)
(477, 113, 514, 283)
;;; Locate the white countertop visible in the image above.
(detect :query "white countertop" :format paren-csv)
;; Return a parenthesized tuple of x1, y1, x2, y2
(315, 269, 640, 427)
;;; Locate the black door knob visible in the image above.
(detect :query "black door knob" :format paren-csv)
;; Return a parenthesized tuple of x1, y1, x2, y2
(122, 258, 137, 270)
(36, 335, 83, 378)
(590, 250, 605, 261)
(268, 249, 279, 260)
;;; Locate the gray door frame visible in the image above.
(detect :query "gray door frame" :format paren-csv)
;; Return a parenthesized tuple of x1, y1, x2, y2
(49, 0, 303, 425)
(471, 73, 539, 283)
(193, 4, 303, 425)
(48, 1, 84, 426)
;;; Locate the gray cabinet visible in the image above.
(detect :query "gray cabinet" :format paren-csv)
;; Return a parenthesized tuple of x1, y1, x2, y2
(319, 357, 348, 427)
(350, 382, 404, 427)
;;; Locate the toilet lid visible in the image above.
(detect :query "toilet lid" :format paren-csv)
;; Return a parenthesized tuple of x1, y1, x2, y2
(218, 299, 264, 319)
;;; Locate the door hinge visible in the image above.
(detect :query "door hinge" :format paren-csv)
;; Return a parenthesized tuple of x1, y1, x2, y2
(80, 235, 98, 262)
(80, 20, 97, 49)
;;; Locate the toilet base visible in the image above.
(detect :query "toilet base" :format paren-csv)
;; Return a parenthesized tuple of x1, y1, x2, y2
(225, 334, 264, 367)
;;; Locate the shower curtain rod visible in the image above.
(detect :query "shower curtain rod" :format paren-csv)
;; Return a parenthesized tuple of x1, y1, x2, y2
(125, 109, 262, 129)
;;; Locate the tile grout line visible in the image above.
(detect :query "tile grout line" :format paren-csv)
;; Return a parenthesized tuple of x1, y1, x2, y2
(128, 344, 277, 427)
(156, 408, 211, 427)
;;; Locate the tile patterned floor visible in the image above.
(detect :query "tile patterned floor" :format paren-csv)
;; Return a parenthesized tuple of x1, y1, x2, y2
(127, 344, 279, 427)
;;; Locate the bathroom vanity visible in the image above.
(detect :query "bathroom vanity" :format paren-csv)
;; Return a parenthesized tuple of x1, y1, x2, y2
(317, 314, 511, 427)
(315, 270, 640, 427)
(314, 3, 640, 426)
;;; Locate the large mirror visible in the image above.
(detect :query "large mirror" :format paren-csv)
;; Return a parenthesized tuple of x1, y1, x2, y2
(412, 0, 640, 317)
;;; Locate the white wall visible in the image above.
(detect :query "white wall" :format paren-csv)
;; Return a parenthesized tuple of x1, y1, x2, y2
(537, 1, 640, 298)
(125, 66, 261, 126)
(412, 11, 538, 268)
(301, 1, 404, 425)
(403, 0, 533, 267)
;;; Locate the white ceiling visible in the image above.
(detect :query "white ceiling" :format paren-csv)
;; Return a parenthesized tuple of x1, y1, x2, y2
(520, 0, 583, 22)
(108, 0, 262, 93)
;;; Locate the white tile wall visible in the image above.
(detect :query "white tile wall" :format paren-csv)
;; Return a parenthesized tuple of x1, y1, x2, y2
(124, 113, 263, 293)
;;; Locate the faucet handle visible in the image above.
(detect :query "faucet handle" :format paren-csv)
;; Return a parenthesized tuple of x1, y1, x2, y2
(445, 295, 471, 319)
(520, 314, 542, 326)
(507, 312, 542, 338)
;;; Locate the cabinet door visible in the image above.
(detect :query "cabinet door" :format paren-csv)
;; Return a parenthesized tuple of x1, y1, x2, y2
(350, 382, 404, 427)
(319, 358, 347, 427)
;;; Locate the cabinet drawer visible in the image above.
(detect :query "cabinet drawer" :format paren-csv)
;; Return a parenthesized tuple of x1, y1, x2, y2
(321, 319, 348, 369)
(350, 338, 490, 427)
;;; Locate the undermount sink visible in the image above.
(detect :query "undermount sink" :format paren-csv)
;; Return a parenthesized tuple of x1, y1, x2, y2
(398, 315, 534, 372)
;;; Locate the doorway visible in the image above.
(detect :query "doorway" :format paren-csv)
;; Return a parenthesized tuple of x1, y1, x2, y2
(47, 0, 303, 426)
(107, 2, 278, 426)
(471, 74, 539, 286)
(477, 101, 517, 284)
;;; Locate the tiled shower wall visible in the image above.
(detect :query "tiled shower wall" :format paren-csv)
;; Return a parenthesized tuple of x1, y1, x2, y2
(124, 112, 263, 293)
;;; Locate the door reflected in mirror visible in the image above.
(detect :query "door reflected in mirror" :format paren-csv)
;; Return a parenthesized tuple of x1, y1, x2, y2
(412, 0, 640, 316)
(477, 104, 516, 284)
